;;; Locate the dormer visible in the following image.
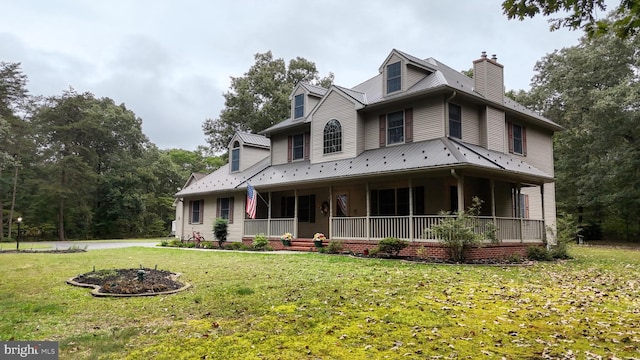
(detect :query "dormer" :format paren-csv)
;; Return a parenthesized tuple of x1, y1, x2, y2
(290, 82, 328, 120)
(228, 132, 270, 173)
(379, 49, 437, 95)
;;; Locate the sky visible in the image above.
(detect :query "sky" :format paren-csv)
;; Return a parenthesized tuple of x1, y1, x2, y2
(0, 0, 605, 150)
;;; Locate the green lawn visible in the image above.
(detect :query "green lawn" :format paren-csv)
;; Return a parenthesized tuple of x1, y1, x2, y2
(0, 245, 638, 359)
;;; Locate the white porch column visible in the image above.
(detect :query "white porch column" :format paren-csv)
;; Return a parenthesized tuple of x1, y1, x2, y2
(409, 178, 414, 241)
(490, 179, 496, 218)
(540, 183, 546, 243)
(517, 183, 523, 243)
(366, 182, 370, 240)
(267, 192, 272, 237)
(294, 189, 298, 238)
(457, 175, 465, 212)
(329, 186, 333, 240)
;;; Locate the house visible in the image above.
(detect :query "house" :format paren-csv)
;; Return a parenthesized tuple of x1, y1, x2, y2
(174, 49, 561, 259)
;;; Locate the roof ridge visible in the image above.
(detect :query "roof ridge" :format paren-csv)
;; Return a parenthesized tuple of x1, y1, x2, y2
(448, 137, 506, 170)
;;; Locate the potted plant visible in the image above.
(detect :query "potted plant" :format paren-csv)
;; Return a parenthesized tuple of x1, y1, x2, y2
(313, 232, 326, 248)
(280, 232, 292, 246)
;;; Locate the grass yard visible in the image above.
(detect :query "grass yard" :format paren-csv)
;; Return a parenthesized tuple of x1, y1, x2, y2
(0, 245, 639, 359)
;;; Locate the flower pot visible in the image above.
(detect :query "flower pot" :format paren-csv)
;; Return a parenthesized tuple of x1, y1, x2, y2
(281, 239, 291, 246)
(314, 240, 323, 248)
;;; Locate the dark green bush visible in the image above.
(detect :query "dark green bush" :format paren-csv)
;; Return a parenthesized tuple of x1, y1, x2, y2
(224, 242, 250, 251)
(213, 218, 229, 248)
(325, 240, 344, 254)
(375, 237, 409, 257)
(252, 234, 269, 250)
(527, 246, 553, 261)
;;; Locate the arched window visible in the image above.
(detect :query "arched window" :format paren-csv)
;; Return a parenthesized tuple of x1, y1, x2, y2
(323, 119, 342, 154)
(231, 141, 240, 172)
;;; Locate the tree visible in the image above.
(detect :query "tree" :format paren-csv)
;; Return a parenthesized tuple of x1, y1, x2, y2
(524, 26, 640, 239)
(0, 62, 29, 240)
(202, 51, 333, 152)
(502, 0, 640, 38)
(31, 90, 149, 240)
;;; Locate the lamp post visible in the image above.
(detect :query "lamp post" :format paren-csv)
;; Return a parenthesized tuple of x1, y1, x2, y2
(16, 217, 22, 251)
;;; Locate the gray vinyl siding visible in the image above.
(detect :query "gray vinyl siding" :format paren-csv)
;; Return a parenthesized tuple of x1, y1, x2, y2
(486, 106, 505, 152)
(414, 98, 445, 142)
(461, 102, 481, 146)
(406, 66, 425, 90)
(271, 135, 290, 165)
(521, 124, 555, 175)
(307, 96, 320, 114)
(473, 60, 504, 104)
(364, 112, 379, 150)
(312, 91, 358, 163)
(240, 146, 269, 172)
(357, 113, 365, 155)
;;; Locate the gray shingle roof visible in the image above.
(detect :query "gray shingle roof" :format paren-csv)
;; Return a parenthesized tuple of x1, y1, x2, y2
(175, 136, 551, 197)
(236, 132, 271, 148)
(300, 82, 328, 97)
(241, 137, 551, 190)
(175, 157, 270, 197)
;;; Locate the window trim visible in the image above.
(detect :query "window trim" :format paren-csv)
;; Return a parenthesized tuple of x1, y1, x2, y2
(386, 61, 401, 94)
(323, 119, 342, 154)
(216, 197, 234, 223)
(292, 133, 304, 160)
(508, 122, 527, 156)
(294, 94, 304, 119)
(189, 199, 204, 224)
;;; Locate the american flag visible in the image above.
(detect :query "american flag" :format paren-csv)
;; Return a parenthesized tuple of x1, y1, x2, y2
(246, 183, 257, 219)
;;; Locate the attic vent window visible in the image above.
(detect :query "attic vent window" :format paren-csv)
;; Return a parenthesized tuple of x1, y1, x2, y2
(386, 62, 401, 93)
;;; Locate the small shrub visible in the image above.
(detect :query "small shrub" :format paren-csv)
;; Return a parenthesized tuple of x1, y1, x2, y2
(213, 218, 229, 248)
(160, 240, 169, 247)
(504, 253, 523, 263)
(375, 237, 409, 257)
(201, 241, 217, 249)
(325, 240, 344, 254)
(225, 242, 250, 251)
(367, 247, 380, 257)
(527, 246, 552, 261)
(415, 245, 428, 259)
(252, 234, 269, 250)
(428, 197, 484, 262)
(169, 239, 182, 247)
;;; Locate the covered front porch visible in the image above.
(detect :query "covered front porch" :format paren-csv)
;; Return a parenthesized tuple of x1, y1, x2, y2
(242, 171, 549, 244)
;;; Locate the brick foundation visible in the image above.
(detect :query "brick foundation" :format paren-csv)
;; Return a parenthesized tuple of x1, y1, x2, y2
(242, 237, 543, 260)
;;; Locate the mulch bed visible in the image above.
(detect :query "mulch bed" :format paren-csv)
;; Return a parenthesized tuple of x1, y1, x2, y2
(68, 268, 189, 297)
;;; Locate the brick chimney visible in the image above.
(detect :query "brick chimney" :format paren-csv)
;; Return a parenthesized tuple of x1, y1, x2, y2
(473, 51, 504, 104)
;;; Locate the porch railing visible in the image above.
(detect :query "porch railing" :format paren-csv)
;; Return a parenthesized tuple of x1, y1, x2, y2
(244, 218, 295, 238)
(244, 216, 545, 242)
(332, 216, 545, 242)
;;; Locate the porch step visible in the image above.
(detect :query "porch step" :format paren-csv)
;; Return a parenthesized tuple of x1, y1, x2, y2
(283, 240, 323, 252)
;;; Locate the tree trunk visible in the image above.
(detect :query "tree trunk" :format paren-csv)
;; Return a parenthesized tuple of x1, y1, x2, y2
(58, 198, 65, 241)
(9, 164, 18, 238)
(0, 168, 3, 240)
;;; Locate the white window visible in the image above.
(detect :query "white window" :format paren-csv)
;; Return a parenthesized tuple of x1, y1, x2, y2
(294, 94, 304, 119)
(387, 62, 401, 93)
